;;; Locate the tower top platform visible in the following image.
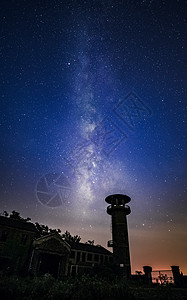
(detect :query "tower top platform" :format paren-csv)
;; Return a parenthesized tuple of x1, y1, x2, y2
(105, 194, 131, 205)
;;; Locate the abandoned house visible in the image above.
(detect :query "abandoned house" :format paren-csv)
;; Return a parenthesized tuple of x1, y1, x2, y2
(0, 215, 113, 278)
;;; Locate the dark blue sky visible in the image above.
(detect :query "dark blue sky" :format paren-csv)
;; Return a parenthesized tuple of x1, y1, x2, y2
(0, 0, 186, 273)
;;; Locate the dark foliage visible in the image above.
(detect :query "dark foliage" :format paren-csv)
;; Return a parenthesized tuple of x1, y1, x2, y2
(1, 210, 31, 222)
(61, 230, 81, 243)
(0, 274, 187, 300)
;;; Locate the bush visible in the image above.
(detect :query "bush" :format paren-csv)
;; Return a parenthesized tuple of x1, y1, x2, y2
(0, 274, 135, 300)
(2, 273, 186, 300)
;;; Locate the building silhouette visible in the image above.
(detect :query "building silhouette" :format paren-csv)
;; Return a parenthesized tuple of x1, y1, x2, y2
(0, 195, 186, 285)
(0, 215, 113, 278)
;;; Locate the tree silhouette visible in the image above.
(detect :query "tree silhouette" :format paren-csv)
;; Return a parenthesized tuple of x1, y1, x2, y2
(135, 271, 142, 275)
(86, 240, 95, 245)
(9, 210, 22, 220)
(0, 211, 81, 242)
(2, 211, 9, 217)
(61, 230, 81, 243)
(35, 222, 61, 236)
(1, 210, 31, 222)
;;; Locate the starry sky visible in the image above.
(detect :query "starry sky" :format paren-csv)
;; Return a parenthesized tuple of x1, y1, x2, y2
(0, 0, 186, 274)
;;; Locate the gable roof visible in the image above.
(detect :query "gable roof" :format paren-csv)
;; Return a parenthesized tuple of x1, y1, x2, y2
(0, 215, 37, 232)
(68, 241, 113, 255)
(34, 232, 71, 252)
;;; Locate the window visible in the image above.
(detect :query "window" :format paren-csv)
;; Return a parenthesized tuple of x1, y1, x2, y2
(87, 253, 92, 261)
(21, 234, 28, 245)
(109, 256, 113, 263)
(82, 252, 86, 262)
(94, 254, 99, 262)
(0, 231, 8, 242)
(100, 255, 103, 263)
(70, 251, 75, 259)
(105, 256, 108, 263)
(76, 252, 80, 263)
(71, 265, 77, 277)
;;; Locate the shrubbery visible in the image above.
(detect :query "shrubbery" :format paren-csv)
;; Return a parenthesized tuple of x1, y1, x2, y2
(0, 273, 134, 300)
(0, 273, 186, 300)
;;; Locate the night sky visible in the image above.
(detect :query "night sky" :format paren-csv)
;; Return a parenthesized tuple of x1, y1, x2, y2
(0, 0, 186, 274)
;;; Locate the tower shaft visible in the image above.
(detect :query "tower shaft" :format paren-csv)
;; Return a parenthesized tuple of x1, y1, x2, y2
(106, 194, 131, 277)
(112, 209, 131, 269)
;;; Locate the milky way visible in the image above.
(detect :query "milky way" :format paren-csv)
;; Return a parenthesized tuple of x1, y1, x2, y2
(0, 0, 186, 274)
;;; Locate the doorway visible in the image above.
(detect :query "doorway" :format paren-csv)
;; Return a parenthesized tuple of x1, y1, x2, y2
(39, 253, 61, 278)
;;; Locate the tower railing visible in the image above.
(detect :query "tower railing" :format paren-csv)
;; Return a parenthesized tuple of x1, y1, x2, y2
(107, 204, 130, 209)
(107, 204, 131, 215)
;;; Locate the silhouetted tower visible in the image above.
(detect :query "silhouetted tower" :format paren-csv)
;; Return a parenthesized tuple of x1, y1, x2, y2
(171, 266, 182, 287)
(143, 266, 152, 284)
(105, 194, 131, 277)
